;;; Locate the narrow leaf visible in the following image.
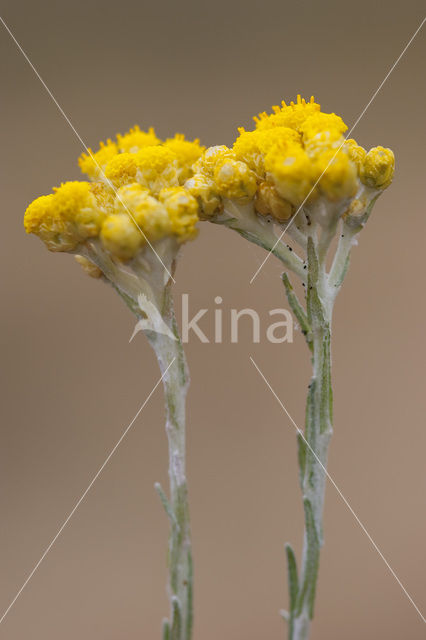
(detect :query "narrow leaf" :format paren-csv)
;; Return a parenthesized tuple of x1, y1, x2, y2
(155, 482, 178, 529)
(296, 499, 320, 618)
(162, 619, 170, 640)
(186, 550, 194, 640)
(282, 273, 313, 350)
(336, 253, 350, 288)
(304, 381, 317, 489)
(306, 238, 325, 328)
(297, 433, 307, 489)
(319, 331, 333, 434)
(307, 286, 324, 328)
(285, 543, 299, 614)
(170, 596, 182, 640)
(307, 237, 319, 286)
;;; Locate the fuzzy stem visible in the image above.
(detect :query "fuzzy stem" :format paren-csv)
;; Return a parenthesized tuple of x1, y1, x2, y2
(148, 286, 193, 640)
(284, 238, 333, 640)
(291, 327, 332, 640)
(101, 261, 193, 640)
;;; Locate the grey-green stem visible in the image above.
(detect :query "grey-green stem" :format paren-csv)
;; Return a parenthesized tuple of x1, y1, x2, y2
(208, 193, 379, 639)
(148, 286, 193, 640)
(84, 245, 193, 640)
(283, 234, 340, 640)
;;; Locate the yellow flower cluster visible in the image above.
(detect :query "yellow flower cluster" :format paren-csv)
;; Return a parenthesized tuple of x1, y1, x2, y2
(24, 127, 204, 260)
(25, 98, 395, 264)
(186, 96, 395, 223)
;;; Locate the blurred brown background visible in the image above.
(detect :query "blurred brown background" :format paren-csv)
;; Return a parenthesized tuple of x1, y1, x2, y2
(0, 1, 425, 638)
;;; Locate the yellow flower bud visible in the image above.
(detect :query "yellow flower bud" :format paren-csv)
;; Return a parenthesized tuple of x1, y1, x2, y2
(24, 181, 102, 251)
(257, 127, 301, 154)
(360, 146, 395, 189)
(24, 194, 54, 235)
(24, 193, 80, 252)
(100, 214, 143, 260)
(104, 153, 138, 186)
(55, 182, 105, 239)
(164, 134, 205, 181)
(303, 130, 344, 157)
(265, 145, 317, 207)
(300, 112, 347, 140)
(91, 182, 115, 212)
(184, 174, 221, 219)
(316, 149, 358, 201)
(344, 139, 367, 169)
(113, 183, 150, 214)
(115, 184, 173, 243)
(233, 129, 265, 175)
(233, 127, 300, 176)
(136, 146, 179, 194)
(159, 187, 199, 242)
(213, 159, 257, 201)
(194, 146, 235, 177)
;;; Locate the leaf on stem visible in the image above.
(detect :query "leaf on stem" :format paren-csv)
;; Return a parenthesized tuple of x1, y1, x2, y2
(320, 331, 333, 434)
(155, 482, 179, 529)
(306, 238, 324, 327)
(307, 237, 319, 286)
(162, 619, 171, 640)
(333, 253, 350, 289)
(285, 543, 299, 615)
(297, 432, 307, 488)
(282, 273, 313, 350)
(304, 380, 317, 489)
(171, 596, 182, 640)
(186, 550, 194, 640)
(296, 499, 320, 619)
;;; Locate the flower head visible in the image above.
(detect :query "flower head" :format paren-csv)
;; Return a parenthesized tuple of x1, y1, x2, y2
(184, 174, 222, 219)
(192, 95, 395, 225)
(25, 100, 395, 305)
(25, 126, 201, 255)
(25, 126, 203, 305)
(360, 146, 395, 189)
(213, 158, 257, 201)
(24, 182, 103, 252)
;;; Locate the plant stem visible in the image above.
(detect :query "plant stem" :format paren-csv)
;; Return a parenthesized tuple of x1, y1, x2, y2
(284, 238, 333, 640)
(149, 287, 193, 640)
(92, 245, 193, 639)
